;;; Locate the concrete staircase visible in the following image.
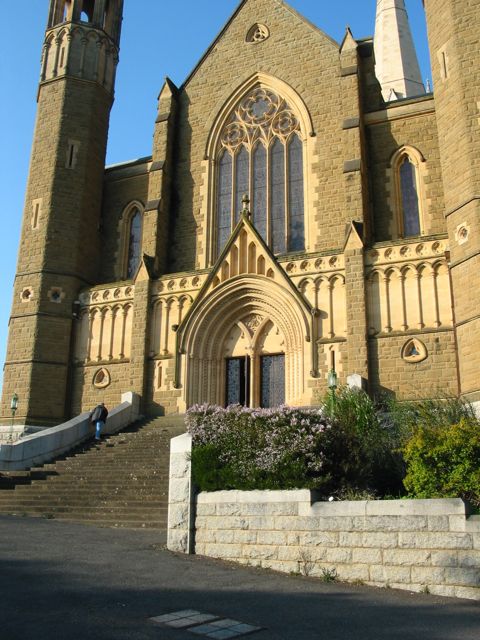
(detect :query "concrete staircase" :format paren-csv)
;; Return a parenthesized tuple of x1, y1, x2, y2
(0, 416, 185, 530)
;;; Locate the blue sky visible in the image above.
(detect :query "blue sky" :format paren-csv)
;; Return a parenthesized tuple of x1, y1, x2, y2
(0, 0, 430, 393)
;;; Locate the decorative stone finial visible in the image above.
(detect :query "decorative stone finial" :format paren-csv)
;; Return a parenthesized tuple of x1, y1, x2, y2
(241, 194, 251, 219)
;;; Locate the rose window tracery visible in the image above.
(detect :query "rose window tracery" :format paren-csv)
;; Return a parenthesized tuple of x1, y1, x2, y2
(216, 87, 305, 257)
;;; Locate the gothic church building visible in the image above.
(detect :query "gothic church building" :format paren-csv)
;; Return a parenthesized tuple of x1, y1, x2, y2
(2, 0, 479, 426)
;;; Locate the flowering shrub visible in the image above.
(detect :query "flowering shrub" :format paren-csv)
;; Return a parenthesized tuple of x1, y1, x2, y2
(186, 404, 332, 491)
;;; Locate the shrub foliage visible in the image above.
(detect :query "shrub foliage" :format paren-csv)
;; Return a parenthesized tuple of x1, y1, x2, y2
(403, 418, 480, 507)
(186, 391, 480, 506)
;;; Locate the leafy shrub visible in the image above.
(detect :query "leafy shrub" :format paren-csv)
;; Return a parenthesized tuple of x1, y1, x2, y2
(322, 387, 405, 496)
(403, 418, 480, 507)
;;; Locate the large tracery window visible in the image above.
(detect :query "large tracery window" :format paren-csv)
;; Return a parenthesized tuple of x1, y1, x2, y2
(216, 87, 305, 257)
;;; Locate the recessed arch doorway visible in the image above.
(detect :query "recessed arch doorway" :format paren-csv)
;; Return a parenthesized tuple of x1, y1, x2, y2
(179, 275, 311, 409)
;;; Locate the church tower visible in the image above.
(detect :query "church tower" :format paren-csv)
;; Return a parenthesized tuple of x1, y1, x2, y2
(423, 0, 480, 409)
(1, 0, 124, 425)
(374, 0, 425, 101)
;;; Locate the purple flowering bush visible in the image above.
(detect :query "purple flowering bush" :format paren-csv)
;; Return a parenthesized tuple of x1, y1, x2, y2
(187, 404, 335, 491)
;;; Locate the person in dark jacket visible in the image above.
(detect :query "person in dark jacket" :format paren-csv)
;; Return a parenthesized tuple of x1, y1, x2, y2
(90, 403, 109, 441)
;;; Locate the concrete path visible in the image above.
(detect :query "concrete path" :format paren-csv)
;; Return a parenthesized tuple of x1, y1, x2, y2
(0, 515, 479, 640)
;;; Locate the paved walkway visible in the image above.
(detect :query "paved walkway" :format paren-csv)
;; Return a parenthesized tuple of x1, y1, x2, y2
(0, 515, 479, 640)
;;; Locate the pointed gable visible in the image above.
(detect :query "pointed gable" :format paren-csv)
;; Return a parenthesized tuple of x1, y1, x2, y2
(182, 0, 339, 90)
(178, 213, 312, 337)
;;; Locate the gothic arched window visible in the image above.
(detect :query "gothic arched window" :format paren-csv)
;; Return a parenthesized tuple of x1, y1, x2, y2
(126, 207, 142, 278)
(215, 87, 305, 257)
(399, 156, 420, 237)
(392, 147, 425, 239)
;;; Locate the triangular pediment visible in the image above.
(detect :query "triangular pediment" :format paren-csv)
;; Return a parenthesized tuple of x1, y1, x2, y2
(178, 215, 312, 337)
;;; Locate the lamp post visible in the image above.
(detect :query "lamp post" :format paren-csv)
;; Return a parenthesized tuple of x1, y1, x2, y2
(327, 370, 338, 414)
(8, 393, 18, 443)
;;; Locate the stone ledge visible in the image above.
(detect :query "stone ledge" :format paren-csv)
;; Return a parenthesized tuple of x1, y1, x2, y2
(197, 489, 312, 505)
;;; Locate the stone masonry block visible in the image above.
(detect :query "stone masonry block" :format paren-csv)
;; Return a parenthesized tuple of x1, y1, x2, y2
(352, 548, 382, 564)
(168, 478, 190, 504)
(411, 566, 446, 585)
(457, 550, 480, 568)
(168, 503, 189, 529)
(203, 544, 242, 560)
(383, 549, 432, 566)
(167, 530, 188, 554)
(399, 532, 473, 550)
(369, 565, 412, 584)
(242, 545, 278, 561)
(299, 531, 339, 547)
(256, 531, 288, 546)
(444, 568, 480, 588)
(351, 516, 427, 532)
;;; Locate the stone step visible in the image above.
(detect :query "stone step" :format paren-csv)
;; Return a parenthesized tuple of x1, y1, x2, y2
(0, 415, 184, 529)
(0, 504, 168, 515)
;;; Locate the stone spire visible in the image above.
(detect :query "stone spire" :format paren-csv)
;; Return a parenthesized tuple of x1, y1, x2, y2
(374, 0, 425, 102)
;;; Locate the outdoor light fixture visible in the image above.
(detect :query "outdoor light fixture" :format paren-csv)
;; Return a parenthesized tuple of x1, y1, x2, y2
(8, 393, 19, 443)
(327, 370, 338, 390)
(327, 370, 337, 413)
(10, 393, 18, 414)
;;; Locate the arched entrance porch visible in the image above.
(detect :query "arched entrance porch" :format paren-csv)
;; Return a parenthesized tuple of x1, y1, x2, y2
(178, 275, 311, 408)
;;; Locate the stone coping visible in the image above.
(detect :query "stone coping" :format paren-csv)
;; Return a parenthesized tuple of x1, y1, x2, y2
(197, 491, 469, 516)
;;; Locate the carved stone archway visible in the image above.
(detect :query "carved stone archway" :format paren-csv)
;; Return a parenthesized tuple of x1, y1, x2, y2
(179, 275, 311, 408)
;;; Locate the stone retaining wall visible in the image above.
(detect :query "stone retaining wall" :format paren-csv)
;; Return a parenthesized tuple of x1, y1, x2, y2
(166, 436, 480, 601)
(193, 491, 480, 601)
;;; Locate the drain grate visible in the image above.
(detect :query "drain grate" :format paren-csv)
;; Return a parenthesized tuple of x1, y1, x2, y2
(150, 610, 262, 638)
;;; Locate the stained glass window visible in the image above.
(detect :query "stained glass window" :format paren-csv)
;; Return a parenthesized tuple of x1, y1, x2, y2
(288, 136, 305, 251)
(215, 87, 305, 257)
(235, 147, 249, 226)
(400, 156, 421, 237)
(127, 208, 142, 278)
(271, 138, 286, 254)
(217, 151, 233, 256)
(253, 145, 267, 243)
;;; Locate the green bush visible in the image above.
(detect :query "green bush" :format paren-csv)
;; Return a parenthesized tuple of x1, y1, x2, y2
(403, 418, 480, 507)
(322, 387, 405, 496)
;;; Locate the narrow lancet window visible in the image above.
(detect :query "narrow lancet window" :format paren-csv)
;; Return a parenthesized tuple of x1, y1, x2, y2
(400, 156, 421, 237)
(271, 138, 286, 254)
(217, 151, 233, 256)
(127, 208, 142, 278)
(288, 135, 305, 251)
(253, 144, 267, 244)
(235, 147, 249, 225)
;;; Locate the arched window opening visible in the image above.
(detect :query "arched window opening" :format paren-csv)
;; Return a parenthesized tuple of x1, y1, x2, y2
(399, 156, 421, 237)
(80, 0, 95, 22)
(126, 208, 142, 279)
(215, 87, 305, 258)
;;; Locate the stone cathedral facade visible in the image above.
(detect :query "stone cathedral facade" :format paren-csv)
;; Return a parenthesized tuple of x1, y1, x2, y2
(1, 0, 479, 426)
